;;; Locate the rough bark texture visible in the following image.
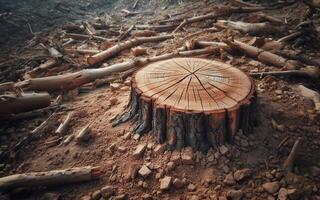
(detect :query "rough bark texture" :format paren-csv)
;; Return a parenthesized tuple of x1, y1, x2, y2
(114, 58, 256, 151)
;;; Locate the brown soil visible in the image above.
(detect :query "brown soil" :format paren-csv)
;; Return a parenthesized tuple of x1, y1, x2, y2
(0, 0, 320, 200)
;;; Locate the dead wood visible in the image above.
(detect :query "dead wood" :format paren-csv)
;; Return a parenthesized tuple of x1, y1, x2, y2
(40, 43, 63, 59)
(121, 9, 153, 16)
(25, 59, 58, 78)
(283, 137, 303, 171)
(172, 6, 267, 33)
(250, 66, 320, 79)
(225, 40, 301, 69)
(64, 48, 101, 55)
(0, 166, 100, 191)
(84, 21, 96, 35)
(135, 24, 176, 32)
(216, 20, 278, 35)
(13, 113, 57, 151)
(0, 92, 51, 116)
(295, 84, 320, 111)
(277, 31, 303, 43)
(75, 124, 91, 143)
(9, 47, 217, 92)
(56, 112, 73, 135)
(87, 35, 173, 65)
(64, 33, 109, 41)
(119, 25, 135, 41)
(131, 30, 157, 37)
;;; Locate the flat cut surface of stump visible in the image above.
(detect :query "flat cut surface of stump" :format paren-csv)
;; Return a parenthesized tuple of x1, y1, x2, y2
(134, 58, 253, 112)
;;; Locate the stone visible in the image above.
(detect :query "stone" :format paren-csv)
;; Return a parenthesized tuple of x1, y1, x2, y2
(138, 165, 152, 178)
(234, 168, 252, 182)
(154, 144, 166, 154)
(219, 145, 229, 155)
(182, 147, 194, 165)
(166, 161, 175, 171)
(101, 185, 115, 198)
(81, 195, 91, 200)
(110, 83, 121, 91)
(91, 190, 102, 200)
(114, 194, 128, 200)
(223, 173, 236, 186)
(126, 164, 139, 180)
(133, 143, 147, 159)
(187, 183, 196, 191)
(190, 195, 199, 200)
(278, 188, 288, 200)
(160, 176, 172, 190)
(141, 194, 152, 200)
(262, 182, 280, 194)
(173, 178, 184, 188)
(147, 142, 154, 149)
(170, 151, 181, 163)
(227, 189, 243, 200)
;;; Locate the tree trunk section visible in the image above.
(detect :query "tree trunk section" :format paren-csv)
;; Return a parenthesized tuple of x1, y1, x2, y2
(114, 58, 256, 151)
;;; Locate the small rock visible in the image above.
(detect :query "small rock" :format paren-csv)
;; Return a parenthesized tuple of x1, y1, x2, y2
(223, 173, 236, 185)
(278, 188, 288, 200)
(126, 164, 139, 180)
(122, 132, 131, 140)
(170, 151, 181, 163)
(190, 195, 199, 200)
(133, 143, 147, 159)
(101, 185, 115, 198)
(182, 147, 194, 165)
(173, 178, 184, 189)
(147, 142, 154, 149)
(138, 165, 152, 178)
(81, 195, 91, 200)
(219, 145, 229, 155)
(160, 176, 172, 190)
(227, 189, 243, 200)
(154, 144, 166, 154)
(262, 182, 280, 194)
(166, 161, 175, 171)
(110, 83, 121, 91)
(114, 194, 128, 200)
(234, 168, 252, 182)
(187, 183, 196, 191)
(91, 190, 102, 200)
(141, 194, 152, 200)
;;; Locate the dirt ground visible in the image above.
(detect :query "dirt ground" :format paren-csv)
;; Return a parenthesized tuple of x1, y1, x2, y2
(0, 0, 320, 200)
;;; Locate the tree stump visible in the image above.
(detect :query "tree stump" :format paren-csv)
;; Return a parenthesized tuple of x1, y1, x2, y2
(114, 58, 256, 151)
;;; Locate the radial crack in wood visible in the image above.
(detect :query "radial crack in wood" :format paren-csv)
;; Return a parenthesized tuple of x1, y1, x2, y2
(115, 58, 256, 151)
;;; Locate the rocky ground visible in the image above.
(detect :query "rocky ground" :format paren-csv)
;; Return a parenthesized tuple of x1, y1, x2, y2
(0, 0, 320, 200)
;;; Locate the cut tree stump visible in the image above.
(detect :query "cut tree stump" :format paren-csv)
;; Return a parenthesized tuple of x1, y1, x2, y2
(114, 58, 256, 151)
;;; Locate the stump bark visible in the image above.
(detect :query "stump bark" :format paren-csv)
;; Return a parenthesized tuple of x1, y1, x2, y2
(114, 58, 256, 151)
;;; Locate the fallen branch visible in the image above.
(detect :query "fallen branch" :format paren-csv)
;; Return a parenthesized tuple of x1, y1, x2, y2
(56, 112, 73, 135)
(277, 31, 303, 43)
(11, 47, 218, 92)
(249, 66, 319, 79)
(216, 20, 278, 35)
(87, 34, 173, 65)
(172, 6, 267, 33)
(119, 25, 135, 41)
(135, 24, 176, 32)
(295, 84, 320, 111)
(25, 59, 58, 78)
(64, 33, 109, 41)
(225, 39, 300, 69)
(283, 137, 303, 171)
(75, 125, 91, 143)
(64, 48, 101, 55)
(0, 92, 51, 116)
(0, 166, 100, 191)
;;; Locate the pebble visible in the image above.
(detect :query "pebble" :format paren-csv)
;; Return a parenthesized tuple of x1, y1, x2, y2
(223, 173, 236, 185)
(227, 189, 243, 200)
(166, 161, 175, 171)
(234, 168, 252, 182)
(187, 183, 196, 191)
(278, 188, 288, 200)
(133, 143, 147, 159)
(110, 83, 121, 91)
(182, 147, 194, 165)
(219, 145, 229, 155)
(160, 176, 172, 190)
(138, 165, 152, 178)
(262, 181, 280, 194)
(101, 185, 115, 198)
(154, 144, 166, 154)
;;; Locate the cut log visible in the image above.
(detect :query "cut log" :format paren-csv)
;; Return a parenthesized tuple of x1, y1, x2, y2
(87, 35, 173, 65)
(0, 166, 100, 191)
(114, 58, 256, 151)
(0, 92, 51, 116)
(283, 137, 303, 171)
